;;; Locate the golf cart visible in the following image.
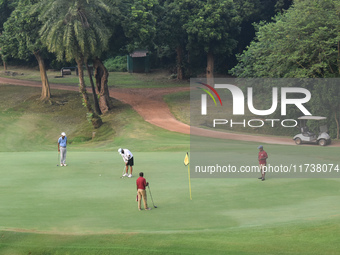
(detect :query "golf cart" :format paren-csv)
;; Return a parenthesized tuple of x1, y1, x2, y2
(293, 116, 331, 146)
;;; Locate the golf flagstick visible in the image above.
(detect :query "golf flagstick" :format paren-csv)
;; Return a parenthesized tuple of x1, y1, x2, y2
(184, 152, 192, 200)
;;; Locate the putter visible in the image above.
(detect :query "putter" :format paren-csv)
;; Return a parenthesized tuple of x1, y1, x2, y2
(120, 166, 126, 178)
(148, 185, 157, 208)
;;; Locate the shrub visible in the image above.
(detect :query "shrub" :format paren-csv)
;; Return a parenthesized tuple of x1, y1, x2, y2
(103, 56, 127, 72)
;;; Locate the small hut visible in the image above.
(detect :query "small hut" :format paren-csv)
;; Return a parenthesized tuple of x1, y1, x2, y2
(127, 50, 150, 73)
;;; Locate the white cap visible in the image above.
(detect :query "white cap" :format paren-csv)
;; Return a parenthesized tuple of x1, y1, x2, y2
(118, 148, 122, 153)
(61, 132, 66, 136)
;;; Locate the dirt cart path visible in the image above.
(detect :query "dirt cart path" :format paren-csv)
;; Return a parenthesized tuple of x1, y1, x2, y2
(1, 77, 338, 146)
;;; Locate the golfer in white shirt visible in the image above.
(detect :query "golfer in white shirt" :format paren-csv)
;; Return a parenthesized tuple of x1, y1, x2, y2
(118, 148, 134, 178)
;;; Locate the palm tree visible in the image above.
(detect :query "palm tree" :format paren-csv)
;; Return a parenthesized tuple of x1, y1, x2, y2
(38, 0, 112, 128)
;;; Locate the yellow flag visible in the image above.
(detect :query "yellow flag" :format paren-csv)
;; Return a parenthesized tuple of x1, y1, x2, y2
(184, 152, 189, 166)
(184, 152, 192, 200)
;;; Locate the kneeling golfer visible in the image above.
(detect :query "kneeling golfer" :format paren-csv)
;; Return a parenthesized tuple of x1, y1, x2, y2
(136, 172, 151, 211)
(118, 148, 134, 177)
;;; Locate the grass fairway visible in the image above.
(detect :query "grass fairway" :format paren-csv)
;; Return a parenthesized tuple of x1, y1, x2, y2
(0, 84, 339, 254)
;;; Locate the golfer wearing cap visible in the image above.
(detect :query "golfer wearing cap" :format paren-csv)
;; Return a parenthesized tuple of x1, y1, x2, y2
(118, 148, 134, 178)
(58, 132, 67, 166)
(258, 145, 268, 181)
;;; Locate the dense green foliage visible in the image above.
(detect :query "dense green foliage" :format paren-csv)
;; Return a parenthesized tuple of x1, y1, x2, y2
(103, 56, 128, 72)
(0, 0, 18, 33)
(0, 0, 290, 76)
(0, 0, 41, 60)
(230, 0, 340, 78)
(184, 0, 239, 56)
(120, 0, 158, 52)
(229, 0, 340, 138)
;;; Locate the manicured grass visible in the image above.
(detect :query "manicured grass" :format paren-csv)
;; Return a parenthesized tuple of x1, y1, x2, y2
(0, 150, 340, 254)
(1, 221, 339, 254)
(0, 84, 340, 254)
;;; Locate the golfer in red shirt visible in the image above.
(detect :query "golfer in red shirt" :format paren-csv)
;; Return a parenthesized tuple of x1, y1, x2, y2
(258, 145, 268, 181)
(136, 172, 151, 211)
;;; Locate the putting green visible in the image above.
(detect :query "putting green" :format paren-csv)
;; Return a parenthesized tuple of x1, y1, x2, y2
(1, 149, 339, 235)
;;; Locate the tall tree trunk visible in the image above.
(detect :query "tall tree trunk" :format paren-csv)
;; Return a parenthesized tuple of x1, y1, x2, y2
(206, 51, 214, 86)
(176, 45, 184, 80)
(86, 61, 102, 115)
(34, 51, 51, 100)
(93, 57, 111, 114)
(76, 58, 102, 129)
(2, 58, 6, 71)
(1, 53, 6, 70)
